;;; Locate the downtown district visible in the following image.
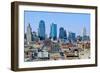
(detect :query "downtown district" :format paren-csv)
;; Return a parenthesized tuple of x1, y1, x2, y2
(24, 20, 90, 62)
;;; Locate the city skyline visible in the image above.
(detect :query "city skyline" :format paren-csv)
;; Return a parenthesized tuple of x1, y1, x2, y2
(24, 11, 90, 62)
(24, 11, 90, 37)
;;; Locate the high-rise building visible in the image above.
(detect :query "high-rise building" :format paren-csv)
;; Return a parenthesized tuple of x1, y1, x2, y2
(26, 23, 32, 43)
(38, 20, 45, 40)
(82, 27, 89, 41)
(82, 27, 86, 37)
(59, 27, 67, 39)
(50, 23, 57, 40)
(64, 30, 67, 39)
(32, 31, 38, 41)
(68, 32, 76, 42)
(59, 27, 64, 39)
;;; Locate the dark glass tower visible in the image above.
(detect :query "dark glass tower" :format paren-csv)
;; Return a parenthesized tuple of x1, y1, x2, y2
(64, 30, 67, 39)
(68, 32, 76, 42)
(59, 27, 66, 39)
(38, 20, 45, 40)
(50, 23, 57, 40)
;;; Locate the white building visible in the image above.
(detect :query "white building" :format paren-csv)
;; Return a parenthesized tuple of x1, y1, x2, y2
(38, 50, 49, 59)
(26, 23, 32, 44)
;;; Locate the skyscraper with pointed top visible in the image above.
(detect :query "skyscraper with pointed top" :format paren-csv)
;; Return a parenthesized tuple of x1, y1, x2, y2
(26, 23, 32, 44)
(82, 26, 88, 41)
(82, 26, 86, 37)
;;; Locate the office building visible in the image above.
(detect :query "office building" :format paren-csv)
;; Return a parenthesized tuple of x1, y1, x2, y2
(59, 27, 67, 39)
(26, 23, 32, 44)
(82, 27, 89, 41)
(38, 20, 45, 40)
(68, 32, 76, 42)
(50, 23, 57, 40)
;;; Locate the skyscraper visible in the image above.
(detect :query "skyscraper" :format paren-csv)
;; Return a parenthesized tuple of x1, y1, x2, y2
(59, 27, 67, 39)
(68, 32, 76, 42)
(82, 26, 86, 37)
(38, 20, 45, 40)
(26, 23, 32, 43)
(50, 23, 57, 40)
(64, 30, 67, 39)
(59, 27, 64, 39)
(82, 26, 89, 41)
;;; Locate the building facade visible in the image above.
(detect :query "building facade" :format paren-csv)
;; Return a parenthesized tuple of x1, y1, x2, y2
(59, 27, 67, 39)
(82, 27, 90, 41)
(38, 20, 45, 40)
(68, 32, 76, 43)
(50, 23, 57, 40)
(26, 23, 32, 44)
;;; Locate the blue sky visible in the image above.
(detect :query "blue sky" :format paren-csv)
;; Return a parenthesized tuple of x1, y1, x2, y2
(24, 11, 90, 37)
